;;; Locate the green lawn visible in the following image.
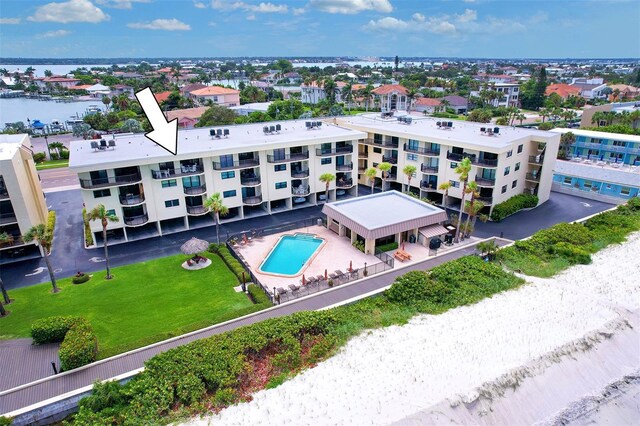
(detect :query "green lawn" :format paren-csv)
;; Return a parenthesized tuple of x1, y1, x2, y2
(0, 252, 267, 358)
(35, 159, 70, 170)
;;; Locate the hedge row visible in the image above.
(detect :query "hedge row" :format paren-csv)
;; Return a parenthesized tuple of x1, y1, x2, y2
(490, 193, 539, 222)
(376, 241, 399, 253)
(31, 316, 98, 371)
(82, 208, 94, 247)
(247, 283, 271, 305)
(208, 243, 247, 282)
(33, 152, 46, 163)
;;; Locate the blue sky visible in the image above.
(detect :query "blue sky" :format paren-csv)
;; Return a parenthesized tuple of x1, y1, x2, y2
(0, 0, 638, 58)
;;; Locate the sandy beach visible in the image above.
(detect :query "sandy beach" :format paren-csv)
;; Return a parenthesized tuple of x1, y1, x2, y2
(188, 232, 640, 426)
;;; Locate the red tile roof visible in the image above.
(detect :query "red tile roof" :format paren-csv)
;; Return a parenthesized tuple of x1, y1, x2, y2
(415, 98, 442, 106)
(371, 84, 408, 95)
(154, 91, 172, 103)
(545, 83, 581, 99)
(189, 86, 240, 96)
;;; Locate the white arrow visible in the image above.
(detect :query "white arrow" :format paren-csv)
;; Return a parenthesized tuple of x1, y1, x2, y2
(25, 267, 46, 276)
(580, 202, 592, 207)
(135, 87, 178, 155)
(88, 256, 106, 263)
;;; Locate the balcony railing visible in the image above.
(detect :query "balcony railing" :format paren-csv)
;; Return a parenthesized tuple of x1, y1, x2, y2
(151, 165, 204, 179)
(526, 173, 540, 182)
(80, 173, 142, 189)
(186, 205, 208, 215)
(0, 189, 9, 200)
(0, 213, 18, 225)
(315, 146, 354, 156)
(123, 213, 149, 226)
(361, 138, 399, 148)
(383, 173, 397, 181)
(211, 159, 259, 171)
(404, 144, 440, 156)
(183, 184, 206, 195)
(292, 186, 311, 196)
(291, 169, 309, 178)
(336, 178, 354, 188)
(420, 181, 437, 191)
(382, 156, 397, 164)
(528, 155, 544, 164)
(240, 176, 261, 186)
(358, 152, 368, 159)
(574, 141, 636, 153)
(0, 236, 26, 248)
(475, 175, 496, 186)
(336, 163, 353, 171)
(446, 151, 498, 167)
(267, 152, 309, 163)
(420, 164, 439, 174)
(476, 196, 493, 205)
(242, 195, 263, 205)
(119, 193, 145, 205)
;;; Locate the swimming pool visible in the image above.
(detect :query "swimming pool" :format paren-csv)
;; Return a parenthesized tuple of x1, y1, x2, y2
(259, 233, 325, 276)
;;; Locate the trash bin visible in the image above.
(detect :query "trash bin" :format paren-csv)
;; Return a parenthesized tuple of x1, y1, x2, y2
(317, 218, 323, 226)
(409, 234, 416, 243)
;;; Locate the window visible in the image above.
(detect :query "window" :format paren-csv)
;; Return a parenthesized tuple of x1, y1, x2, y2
(221, 171, 235, 179)
(372, 162, 379, 168)
(373, 147, 382, 154)
(274, 164, 286, 172)
(515, 162, 520, 171)
(275, 182, 287, 189)
(106, 209, 116, 216)
(219, 154, 234, 168)
(164, 199, 179, 208)
(501, 185, 507, 194)
(161, 179, 177, 188)
(504, 166, 510, 176)
(613, 140, 626, 147)
(407, 139, 419, 151)
(321, 158, 332, 165)
(563, 177, 572, 185)
(449, 180, 460, 188)
(512, 180, 517, 188)
(182, 176, 201, 188)
(621, 187, 631, 196)
(506, 150, 513, 158)
(583, 180, 592, 189)
(450, 162, 458, 169)
(517, 144, 523, 154)
(223, 190, 237, 198)
(406, 153, 418, 162)
(93, 189, 111, 198)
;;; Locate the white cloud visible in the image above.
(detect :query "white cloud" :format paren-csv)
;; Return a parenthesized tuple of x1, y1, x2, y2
(210, 0, 288, 13)
(363, 16, 409, 31)
(28, 0, 110, 23)
(364, 14, 455, 34)
(96, 0, 149, 9)
(411, 12, 425, 22)
(463, 0, 476, 3)
(457, 8, 477, 23)
(194, 1, 207, 8)
(0, 18, 21, 24)
(127, 18, 191, 30)
(310, 0, 393, 14)
(246, 13, 256, 20)
(293, 7, 306, 15)
(37, 29, 72, 38)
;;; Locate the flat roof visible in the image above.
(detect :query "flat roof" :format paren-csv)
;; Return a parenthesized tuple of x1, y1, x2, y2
(550, 128, 640, 143)
(0, 134, 27, 161)
(322, 191, 448, 240)
(554, 160, 640, 187)
(69, 120, 366, 170)
(337, 113, 556, 151)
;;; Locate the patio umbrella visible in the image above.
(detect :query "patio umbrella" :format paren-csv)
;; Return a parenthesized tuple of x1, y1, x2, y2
(302, 274, 306, 285)
(180, 237, 209, 255)
(324, 269, 328, 280)
(349, 260, 353, 272)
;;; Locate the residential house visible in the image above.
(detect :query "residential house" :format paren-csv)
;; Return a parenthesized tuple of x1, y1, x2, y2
(372, 84, 410, 112)
(188, 86, 240, 107)
(112, 84, 135, 98)
(179, 83, 207, 96)
(545, 83, 582, 100)
(442, 95, 468, 114)
(413, 98, 442, 114)
(165, 107, 209, 128)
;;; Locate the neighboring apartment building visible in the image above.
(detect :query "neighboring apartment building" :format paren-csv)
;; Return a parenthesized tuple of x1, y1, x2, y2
(372, 84, 411, 112)
(580, 102, 640, 129)
(188, 86, 240, 107)
(300, 81, 327, 105)
(165, 107, 209, 128)
(471, 83, 520, 107)
(550, 128, 640, 165)
(0, 134, 49, 261)
(335, 114, 560, 215)
(69, 121, 365, 245)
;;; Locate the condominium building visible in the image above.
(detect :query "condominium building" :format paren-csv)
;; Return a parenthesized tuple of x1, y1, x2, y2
(0, 134, 48, 260)
(68, 121, 365, 245)
(335, 114, 560, 215)
(550, 128, 640, 165)
(471, 83, 520, 108)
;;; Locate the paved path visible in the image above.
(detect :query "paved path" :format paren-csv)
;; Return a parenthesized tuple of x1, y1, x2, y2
(0, 339, 60, 393)
(38, 168, 79, 191)
(0, 239, 502, 414)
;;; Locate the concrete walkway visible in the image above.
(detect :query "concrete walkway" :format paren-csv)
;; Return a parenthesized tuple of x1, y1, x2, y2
(0, 239, 505, 415)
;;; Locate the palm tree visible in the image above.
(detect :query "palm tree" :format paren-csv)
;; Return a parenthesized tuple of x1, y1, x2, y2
(87, 204, 119, 280)
(362, 83, 374, 112)
(341, 83, 353, 113)
(454, 157, 472, 243)
(323, 79, 337, 105)
(365, 167, 377, 194)
(319, 173, 335, 202)
(402, 165, 417, 193)
(438, 181, 452, 210)
(559, 131, 576, 159)
(539, 107, 551, 123)
(204, 193, 229, 245)
(462, 181, 479, 237)
(516, 113, 527, 125)
(0, 277, 10, 305)
(102, 96, 111, 112)
(23, 224, 58, 293)
(440, 98, 451, 113)
(377, 162, 392, 191)
(406, 89, 418, 113)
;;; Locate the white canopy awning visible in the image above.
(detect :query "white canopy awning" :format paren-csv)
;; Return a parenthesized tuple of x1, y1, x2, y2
(418, 224, 449, 239)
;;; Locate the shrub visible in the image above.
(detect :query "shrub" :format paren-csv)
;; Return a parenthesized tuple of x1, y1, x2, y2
(82, 208, 94, 247)
(33, 152, 46, 163)
(215, 246, 247, 282)
(550, 242, 591, 265)
(50, 152, 60, 160)
(538, 122, 554, 130)
(352, 240, 365, 252)
(60, 150, 70, 159)
(0, 416, 12, 426)
(44, 210, 56, 250)
(59, 319, 98, 371)
(72, 273, 91, 284)
(31, 316, 80, 344)
(491, 193, 539, 222)
(247, 284, 271, 305)
(376, 241, 398, 252)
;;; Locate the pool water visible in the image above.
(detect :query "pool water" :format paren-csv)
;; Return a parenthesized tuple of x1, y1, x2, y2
(259, 234, 324, 276)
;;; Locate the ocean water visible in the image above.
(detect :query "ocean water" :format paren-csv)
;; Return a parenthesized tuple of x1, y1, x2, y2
(0, 97, 99, 127)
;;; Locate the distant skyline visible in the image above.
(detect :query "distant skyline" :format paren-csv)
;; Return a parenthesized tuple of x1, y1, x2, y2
(0, 0, 639, 59)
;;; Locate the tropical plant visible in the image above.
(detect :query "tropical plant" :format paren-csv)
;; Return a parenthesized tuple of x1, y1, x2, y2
(463, 181, 480, 237)
(0, 277, 9, 305)
(438, 181, 452, 210)
(341, 83, 353, 113)
(402, 165, 417, 192)
(365, 167, 377, 194)
(204, 193, 229, 244)
(377, 162, 392, 191)
(23, 224, 58, 293)
(323, 78, 337, 105)
(361, 83, 374, 112)
(121, 119, 142, 133)
(87, 204, 119, 280)
(454, 157, 472, 243)
(102, 96, 111, 111)
(73, 123, 94, 139)
(319, 173, 335, 202)
(559, 131, 576, 159)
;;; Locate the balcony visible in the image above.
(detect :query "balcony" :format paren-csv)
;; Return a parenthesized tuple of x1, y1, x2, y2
(475, 175, 496, 186)
(119, 193, 145, 205)
(446, 151, 498, 167)
(291, 169, 309, 179)
(0, 236, 26, 249)
(151, 165, 204, 179)
(420, 181, 437, 191)
(80, 173, 142, 189)
(336, 178, 354, 188)
(292, 186, 311, 196)
(0, 212, 18, 225)
(336, 163, 353, 171)
(0, 189, 8, 200)
(124, 213, 149, 226)
(382, 156, 398, 164)
(267, 152, 309, 163)
(241, 176, 261, 186)
(383, 173, 397, 181)
(361, 138, 398, 148)
(420, 164, 439, 174)
(574, 141, 638, 153)
(183, 184, 206, 195)
(528, 155, 544, 164)
(243, 195, 263, 205)
(526, 173, 540, 182)
(404, 143, 440, 156)
(315, 146, 354, 156)
(211, 158, 259, 171)
(187, 205, 208, 215)
(476, 196, 493, 205)
(358, 152, 368, 159)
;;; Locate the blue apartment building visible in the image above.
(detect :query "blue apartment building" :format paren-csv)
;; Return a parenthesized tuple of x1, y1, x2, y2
(551, 128, 640, 166)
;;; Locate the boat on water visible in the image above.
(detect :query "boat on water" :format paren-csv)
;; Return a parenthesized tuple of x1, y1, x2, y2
(66, 117, 85, 127)
(50, 119, 66, 131)
(30, 119, 46, 131)
(85, 104, 102, 115)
